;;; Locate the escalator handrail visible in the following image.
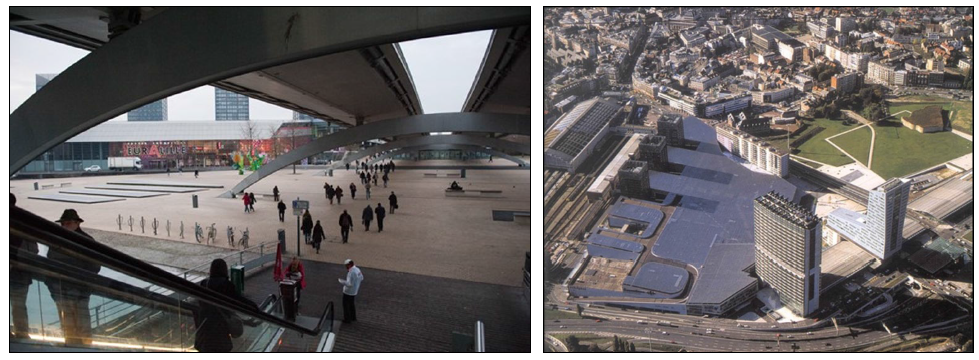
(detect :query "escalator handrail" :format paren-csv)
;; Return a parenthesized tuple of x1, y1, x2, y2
(10, 206, 324, 336)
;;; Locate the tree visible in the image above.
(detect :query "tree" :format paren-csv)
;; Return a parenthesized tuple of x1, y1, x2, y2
(567, 335, 581, 352)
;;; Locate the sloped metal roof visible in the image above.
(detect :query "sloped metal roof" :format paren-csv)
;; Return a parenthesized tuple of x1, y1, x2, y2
(65, 120, 287, 142)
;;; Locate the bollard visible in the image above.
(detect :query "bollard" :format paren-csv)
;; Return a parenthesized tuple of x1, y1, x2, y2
(152, 218, 159, 235)
(329, 169, 334, 177)
(192, 194, 199, 208)
(166, 220, 171, 237)
(278, 229, 286, 254)
(116, 215, 123, 231)
(34, 182, 39, 191)
(128, 216, 134, 232)
(140, 217, 146, 234)
(180, 221, 185, 239)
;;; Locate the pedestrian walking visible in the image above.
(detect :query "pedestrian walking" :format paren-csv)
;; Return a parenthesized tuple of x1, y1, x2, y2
(195, 259, 258, 352)
(372, 172, 378, 186)
(301, 210, 313, 244)
(335, 186, 343, 204)
(277, 200, 286, 222)
(350, 183, 357, 200)
(338, 259, 364, 324)
(359, 171, 366, 185)
(327, 185, 336, 205)
(324, 182, 332, 200)
(249, 192, 256, 212)
(365, 182, 372, 200)
(382, 173, 389, 188)
(361, 205, 373, 231)
(194, 169, 199, 178)
(47, 209, 102, 346)
(374, 203, 386, 232)
(273, 186, 280, 202)
(339, 210, 353, 244)
(346, 163, 350, 171)
(167, 165, 170, 177)
(312, 220, 325, 254)
(389, 192, 398, 214)
(242, 193, 251, 213)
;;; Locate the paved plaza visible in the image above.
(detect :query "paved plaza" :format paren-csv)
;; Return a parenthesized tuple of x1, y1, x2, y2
(10, 158, 531, 287)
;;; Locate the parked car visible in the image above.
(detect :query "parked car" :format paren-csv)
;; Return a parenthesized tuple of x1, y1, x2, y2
(84, 165, 101, 172)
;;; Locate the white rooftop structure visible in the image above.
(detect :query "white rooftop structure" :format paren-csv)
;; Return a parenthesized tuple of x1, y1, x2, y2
(65, 120, 289, 143)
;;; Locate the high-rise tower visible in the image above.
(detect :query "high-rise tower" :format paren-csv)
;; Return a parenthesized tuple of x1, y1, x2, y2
(754, 191, 821, 317)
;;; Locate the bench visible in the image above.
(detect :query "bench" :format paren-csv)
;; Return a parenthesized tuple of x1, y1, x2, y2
(60, 182, 72, 188)
(492, 210, 530, 222)
(40, 184, 55, 190)
(424, 173, 462, 178)
(445, 189, 503, 198)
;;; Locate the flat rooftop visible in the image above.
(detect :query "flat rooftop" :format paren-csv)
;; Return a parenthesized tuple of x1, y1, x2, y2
(686, 243, 757, 305)
(909, 175, 974, 219)
(820, 240, 876, 292)
(649, 117, 799, 266)
(623, 262, 689, 295)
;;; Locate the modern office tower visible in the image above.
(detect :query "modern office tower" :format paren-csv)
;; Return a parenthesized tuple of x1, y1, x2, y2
(35, 73, 57, 91)
(656, 113, 685, 147)
(215, 88, 250, 120)
(826, 178, 911, 260)
(863, 178, 911, 259)
(128, 99, 168, 121)
(754, 191, 821, 317)
(617, 160, 649, 199)
(638, 135, 669, 171)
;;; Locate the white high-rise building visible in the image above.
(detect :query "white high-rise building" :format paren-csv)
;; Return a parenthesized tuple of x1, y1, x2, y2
(825, 178, 911, 260)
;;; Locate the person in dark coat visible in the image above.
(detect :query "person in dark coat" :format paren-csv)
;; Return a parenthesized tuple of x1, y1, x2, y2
(361, 205, 374, 231)
(335, 186, 344, 204)
(249, 192, 256, 212)
(359, 171, 366, 185)
(372, 172, 378, 186)
(374, 203, 386, 232)
(301, 210, 313, 244)
(272, 186, 280, 202)
(339, 210, 353, 244)
(10, 195, 38, 339)
(194, 169, 199, 178)
(46, 209, 102, 346)
(382, 173, 389, 188)
(327, 184, 335, 205)
(312, 220, 325, 254)
(277, 200, 287, 222)
(346, 163, 350, 171)
(388, 192, 398, 214)
(349, 183, 357, 200)
(194, 259, 259, 352)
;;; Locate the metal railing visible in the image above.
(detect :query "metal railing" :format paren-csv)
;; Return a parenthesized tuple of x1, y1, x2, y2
(179, 240, 279, 281)
(10, 206, 324, 337)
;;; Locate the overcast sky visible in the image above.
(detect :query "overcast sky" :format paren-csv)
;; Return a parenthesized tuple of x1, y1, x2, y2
(8, 29, 491, 120)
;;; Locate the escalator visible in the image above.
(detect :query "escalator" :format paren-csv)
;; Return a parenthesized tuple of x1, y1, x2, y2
(9, 206, 334, 352)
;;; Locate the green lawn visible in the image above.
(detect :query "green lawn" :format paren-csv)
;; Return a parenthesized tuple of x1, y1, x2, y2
(830, 125, 872, 166)
(964, 230, 973, 243)
(792, 117, 862, 166)
(870, 123, 974, 179)
(545, 308, 584, 320)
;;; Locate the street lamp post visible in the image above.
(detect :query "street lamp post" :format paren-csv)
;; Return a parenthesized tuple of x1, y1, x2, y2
(643, 327, 653, 352)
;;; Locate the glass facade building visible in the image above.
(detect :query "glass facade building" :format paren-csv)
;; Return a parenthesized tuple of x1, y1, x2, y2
(215, 88, 250, 120)
(128, 99, 168, 121)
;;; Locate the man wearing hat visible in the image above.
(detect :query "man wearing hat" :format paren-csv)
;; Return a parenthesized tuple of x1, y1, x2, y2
(338, 259, 364, 324)
(47, 209, 103, 346)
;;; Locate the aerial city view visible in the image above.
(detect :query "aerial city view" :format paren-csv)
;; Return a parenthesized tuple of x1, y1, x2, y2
(8, 7, 530, 352)
(545, 7, 973, 352)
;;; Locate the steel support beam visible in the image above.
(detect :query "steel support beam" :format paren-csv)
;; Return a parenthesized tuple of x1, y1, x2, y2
(366, 144, 529, 167)
(223, 112, 528, 196)
(9, 7, 529, 175)
(331, 134, 529, 169)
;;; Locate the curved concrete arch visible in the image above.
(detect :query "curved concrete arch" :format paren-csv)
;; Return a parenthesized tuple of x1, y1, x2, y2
(225, 112, 529, 196)
(367, 144, 529, 167)
(331, 134, 529, 169)
(9, 7, 529, 175)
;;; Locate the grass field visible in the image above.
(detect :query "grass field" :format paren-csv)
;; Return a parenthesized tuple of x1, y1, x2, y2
(965, 230, 973, 243)
(545, 308, 584, 320)
(830, 125, 872, 166)
(791, 117, 861, 166)
(888, 98, 974, 134)
(870, 122, 974, 179)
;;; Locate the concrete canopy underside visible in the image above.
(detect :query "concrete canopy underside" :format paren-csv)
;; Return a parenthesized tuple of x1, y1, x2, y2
(226, 112, 529, 196)
(367, 144, 529, 167)
(9, 7, 530, 175)
(334, 134, 530, 168)
(462, 25, 530, 115)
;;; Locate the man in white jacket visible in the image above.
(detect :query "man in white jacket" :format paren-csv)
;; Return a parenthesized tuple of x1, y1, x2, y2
(338, 259, 364, 324)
